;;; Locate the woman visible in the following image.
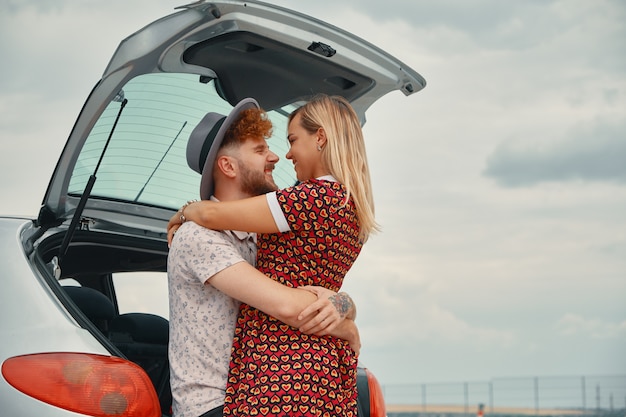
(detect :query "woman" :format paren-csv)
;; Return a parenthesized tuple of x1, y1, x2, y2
(168, 94, 378, 416)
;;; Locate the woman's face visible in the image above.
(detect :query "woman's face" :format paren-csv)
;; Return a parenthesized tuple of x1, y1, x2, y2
(286, 113, 322, 181)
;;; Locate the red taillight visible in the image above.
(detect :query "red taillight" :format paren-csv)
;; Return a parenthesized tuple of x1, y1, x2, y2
(2, 352, 160, 417)
(365, 367, 386, 417)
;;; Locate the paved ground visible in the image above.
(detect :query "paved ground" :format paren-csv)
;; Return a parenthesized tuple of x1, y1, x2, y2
(386, 404, 589, 416)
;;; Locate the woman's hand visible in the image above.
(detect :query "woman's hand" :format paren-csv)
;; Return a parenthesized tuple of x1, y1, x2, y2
(167, 222, 181, 247)
(347, 326, 361, 357)
(167, 210, 184, 247)
(167, 200, 199, 246)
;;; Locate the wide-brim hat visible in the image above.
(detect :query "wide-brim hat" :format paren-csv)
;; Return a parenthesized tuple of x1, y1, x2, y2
(186, 98, 260, 200)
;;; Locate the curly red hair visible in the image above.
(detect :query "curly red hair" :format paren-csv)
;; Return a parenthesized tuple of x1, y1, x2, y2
(222, 108, 273, 147)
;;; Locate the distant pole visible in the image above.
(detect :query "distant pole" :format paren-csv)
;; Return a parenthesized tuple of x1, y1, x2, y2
(489, 381, 493, 413)
(422, 383, 427, 412)
(596, 384, 601, 412)
(534, 377, 539, 415)
(581, 376, 586, 412)
(464, 382, 469, 416)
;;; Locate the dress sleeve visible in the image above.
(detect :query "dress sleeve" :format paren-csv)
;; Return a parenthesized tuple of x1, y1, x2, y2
(270, 180, 340, 233)
(266, 191, 290, 232)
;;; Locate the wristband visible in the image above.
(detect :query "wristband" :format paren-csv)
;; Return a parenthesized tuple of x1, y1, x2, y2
(179, 199, 199, 223)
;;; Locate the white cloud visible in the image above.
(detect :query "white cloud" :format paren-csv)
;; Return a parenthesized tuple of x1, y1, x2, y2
(484, 120, 626, 186)
(556, 314, 626, 339)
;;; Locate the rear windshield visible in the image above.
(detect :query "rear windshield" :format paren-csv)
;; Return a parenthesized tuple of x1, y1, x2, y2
(68, 73, 297, 211)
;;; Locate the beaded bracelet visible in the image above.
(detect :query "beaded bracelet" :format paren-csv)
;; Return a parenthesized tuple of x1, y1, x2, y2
(179, 199, 199, 223)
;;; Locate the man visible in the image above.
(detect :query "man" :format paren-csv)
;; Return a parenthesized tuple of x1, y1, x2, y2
(167, 98, 358, 417)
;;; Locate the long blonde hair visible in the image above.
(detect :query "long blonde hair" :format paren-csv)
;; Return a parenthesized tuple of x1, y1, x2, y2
(289, 94, 379, 241)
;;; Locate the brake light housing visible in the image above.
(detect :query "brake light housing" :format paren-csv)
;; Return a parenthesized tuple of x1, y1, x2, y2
(365, 367, 386, 417)
(2, 352, 160, 417)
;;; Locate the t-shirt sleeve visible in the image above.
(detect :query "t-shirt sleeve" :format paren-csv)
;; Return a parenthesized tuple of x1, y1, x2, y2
(183, 223, 247, 284)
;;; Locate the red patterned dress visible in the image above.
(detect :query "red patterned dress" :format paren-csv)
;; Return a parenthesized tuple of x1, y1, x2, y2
(223, 178, 363, 416)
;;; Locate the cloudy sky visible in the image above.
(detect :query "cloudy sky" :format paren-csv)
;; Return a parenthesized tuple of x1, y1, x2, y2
(1, 0, 624, 395)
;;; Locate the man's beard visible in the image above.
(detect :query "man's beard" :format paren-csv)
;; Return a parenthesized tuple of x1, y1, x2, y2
(239, 163, 278, 196)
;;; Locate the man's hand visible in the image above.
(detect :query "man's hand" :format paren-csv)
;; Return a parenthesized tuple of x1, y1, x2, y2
(297, 286, 356, 335)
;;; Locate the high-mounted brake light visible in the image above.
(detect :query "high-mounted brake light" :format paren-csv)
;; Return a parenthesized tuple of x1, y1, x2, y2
(2, 352, 160, 417)
(365, 367, 387, 417)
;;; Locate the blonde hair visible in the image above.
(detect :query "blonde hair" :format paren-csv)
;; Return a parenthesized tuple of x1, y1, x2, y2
(289, 94, 379, 241)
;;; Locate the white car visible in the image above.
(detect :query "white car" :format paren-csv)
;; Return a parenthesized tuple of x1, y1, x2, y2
(0, 1, 426, 416)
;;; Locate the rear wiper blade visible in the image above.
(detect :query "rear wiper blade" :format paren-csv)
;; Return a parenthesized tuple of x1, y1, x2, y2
(134, 121, 187, 202)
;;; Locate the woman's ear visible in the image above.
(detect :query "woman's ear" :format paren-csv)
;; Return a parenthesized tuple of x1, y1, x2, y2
(215, 155, 237, 179)
(316, 127, 327, 148)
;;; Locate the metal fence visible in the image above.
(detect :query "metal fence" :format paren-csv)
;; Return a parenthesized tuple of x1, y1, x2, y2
(383, 375, 626, 416)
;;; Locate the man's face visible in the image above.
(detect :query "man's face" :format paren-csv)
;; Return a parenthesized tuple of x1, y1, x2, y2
(236, 135, 279, 196)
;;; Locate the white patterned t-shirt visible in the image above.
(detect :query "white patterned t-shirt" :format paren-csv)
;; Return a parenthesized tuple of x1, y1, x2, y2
(168, 221, 256, 417)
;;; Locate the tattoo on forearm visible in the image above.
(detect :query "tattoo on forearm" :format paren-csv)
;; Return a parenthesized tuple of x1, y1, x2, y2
(330, 292, 355, 319)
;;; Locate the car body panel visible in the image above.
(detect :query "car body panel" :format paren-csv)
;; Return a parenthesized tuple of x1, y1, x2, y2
(0, 220, 109, 355)
(1, 219, 112, 416)
(41, 0, 425, 227)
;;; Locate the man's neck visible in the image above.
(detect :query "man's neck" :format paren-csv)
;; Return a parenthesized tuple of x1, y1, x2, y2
(213, 186, 253, 202)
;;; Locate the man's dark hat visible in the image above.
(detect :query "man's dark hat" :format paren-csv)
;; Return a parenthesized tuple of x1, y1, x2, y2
(186, 98, 260, 199)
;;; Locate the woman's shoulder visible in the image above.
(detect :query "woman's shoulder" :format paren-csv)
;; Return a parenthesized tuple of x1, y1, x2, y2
(286, 177, 345, 196)
(313, 177, 346, 195)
